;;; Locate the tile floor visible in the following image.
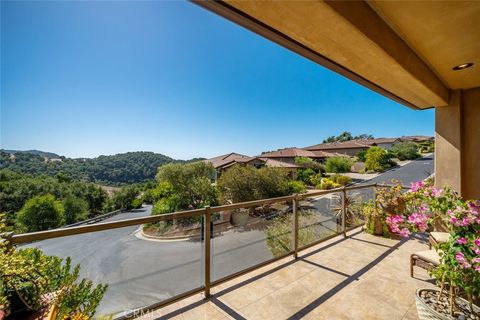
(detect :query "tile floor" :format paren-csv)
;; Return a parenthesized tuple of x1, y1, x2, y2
(137, 228, 436, 320)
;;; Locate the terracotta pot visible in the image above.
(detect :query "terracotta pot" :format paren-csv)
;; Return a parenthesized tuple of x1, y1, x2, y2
(373, 216, 384, 235)
(230, 211, 249, 226)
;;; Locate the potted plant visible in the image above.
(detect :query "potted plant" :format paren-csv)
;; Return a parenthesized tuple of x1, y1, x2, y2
(383, 183, 480, 319)
(0, 214, 108, 319)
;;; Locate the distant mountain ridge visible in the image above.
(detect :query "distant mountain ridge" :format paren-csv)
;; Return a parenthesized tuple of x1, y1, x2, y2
(1, 149, 61, 159)
(0, 150, 205, 185)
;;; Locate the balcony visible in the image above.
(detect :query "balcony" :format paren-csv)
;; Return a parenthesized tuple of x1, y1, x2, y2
(137, 229, 435, 320)
(7, 183, 439, 319)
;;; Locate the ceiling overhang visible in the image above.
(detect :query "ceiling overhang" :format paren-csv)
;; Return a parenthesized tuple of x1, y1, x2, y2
(193, 1, 480, 110)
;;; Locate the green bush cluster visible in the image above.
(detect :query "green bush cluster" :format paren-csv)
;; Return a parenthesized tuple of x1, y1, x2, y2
(295, 157, 325, 186)
(325, 156, 353, 173)
(329, 174, 352, 186)
(388, 141, 421, 161)
(365, 147, 395, 172)
(217, 165, 294, 204)
(316, 178, 340, 190)
(0, 215, 108, 319)
(0, 170, 109, 231)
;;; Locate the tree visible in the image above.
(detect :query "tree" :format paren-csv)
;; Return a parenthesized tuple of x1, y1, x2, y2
(355, 150, 367, 162)
(325, 156, 353, 173)
(112, 185, 140, 210)
(365, 146, 395, 172)
(63, 196, 88, 224)
(84, 184, 108, 215)
(217, 165, 291, 204)
(156, 162, 217, 209)
(17, 194, 64, 232)
(389, 141, 420, 161)
(322, 132, 374, 143)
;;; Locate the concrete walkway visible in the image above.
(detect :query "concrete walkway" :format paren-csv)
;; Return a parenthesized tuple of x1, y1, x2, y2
(138, 229, 436, 320)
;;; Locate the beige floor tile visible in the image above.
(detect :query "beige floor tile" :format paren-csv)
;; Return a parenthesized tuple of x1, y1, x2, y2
(141, 231, 437, 320)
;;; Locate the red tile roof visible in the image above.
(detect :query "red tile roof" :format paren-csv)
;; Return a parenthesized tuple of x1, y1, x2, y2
(204, 152, 250, 169)
(304, 140, 375, 151)
(259, 147, 325, 158)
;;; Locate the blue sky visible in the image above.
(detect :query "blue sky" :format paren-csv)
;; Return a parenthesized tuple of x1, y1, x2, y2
(1, 1, 434, 160)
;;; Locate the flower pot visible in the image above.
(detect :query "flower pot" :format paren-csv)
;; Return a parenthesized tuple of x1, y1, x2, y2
(415, 288, 480, 320)
(230, 210, 249, 226)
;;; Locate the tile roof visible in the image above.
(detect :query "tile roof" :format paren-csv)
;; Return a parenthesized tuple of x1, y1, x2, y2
(259, 147, 326, 158)
(204, 152, 250, 169)
(304, 140, 375, 150)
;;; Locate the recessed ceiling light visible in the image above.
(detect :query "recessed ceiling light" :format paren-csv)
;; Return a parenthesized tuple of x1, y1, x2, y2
(453, 62, 474, 70)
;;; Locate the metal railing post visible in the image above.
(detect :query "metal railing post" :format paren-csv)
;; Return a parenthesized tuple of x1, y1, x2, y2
(342, 187, 347, 238)
(293, 196, 299, 259)
(204, 206, 211, 299)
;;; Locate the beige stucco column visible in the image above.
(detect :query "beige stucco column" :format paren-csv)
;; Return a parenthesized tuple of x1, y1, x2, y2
(435, 87, 480, 199)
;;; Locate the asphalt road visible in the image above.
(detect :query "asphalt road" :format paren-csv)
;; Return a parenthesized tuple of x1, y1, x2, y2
(28, 155, 434, 317)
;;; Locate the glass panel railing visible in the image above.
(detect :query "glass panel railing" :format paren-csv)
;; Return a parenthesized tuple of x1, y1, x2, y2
(211, 199, 294, 282)
(297, 191, 342, 249)
(346, 188, 374, 228)
(22, 207, 204, 318)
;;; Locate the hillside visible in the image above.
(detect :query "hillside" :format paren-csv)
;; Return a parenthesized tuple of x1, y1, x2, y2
(0, 149, 61, 158)
(0, 150, 203, 185)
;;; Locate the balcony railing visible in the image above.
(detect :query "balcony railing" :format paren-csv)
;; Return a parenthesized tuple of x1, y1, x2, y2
(6, 182, 408, 319)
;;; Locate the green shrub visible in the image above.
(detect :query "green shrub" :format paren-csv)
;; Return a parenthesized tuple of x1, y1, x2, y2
(285, 180, 306, 194)
(297, 168, 316, 185)
(310, 173, 324, 187)
(325, 157, 353, 173)
(355, 150, 367, 162)
(365, 147, 395, 172)
(1, 215, 108, 318)
(131, 198, 143, 209)
(17, 194, 64, 232)
(218, 165, 291, 203)
(294, 157, 326, 174)
(389, 141, 421, 160)
(112, 185, 140, 210)
(63, 196, 88, 225)
(316, 178, 340, 190)
(329, 174, 352, 186)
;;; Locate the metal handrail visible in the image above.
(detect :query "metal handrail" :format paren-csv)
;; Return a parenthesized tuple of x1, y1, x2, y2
(9, 182, 401, 245)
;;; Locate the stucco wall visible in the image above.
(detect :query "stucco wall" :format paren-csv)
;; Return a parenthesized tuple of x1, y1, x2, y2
(435, 88, 480, 199)
(461, 87, 480, 199)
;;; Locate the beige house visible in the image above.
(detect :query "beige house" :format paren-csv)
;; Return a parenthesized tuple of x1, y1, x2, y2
(304, 140, 375, 156)
(204, 152, 302, 180)
(259, 147, 339, 164)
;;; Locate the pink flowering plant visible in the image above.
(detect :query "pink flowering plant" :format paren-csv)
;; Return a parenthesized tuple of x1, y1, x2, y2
(380, 181, 480, 315)
(382, 181, 480, 314)
(379, 181, 434, 237)
(432, 199, 480, 315)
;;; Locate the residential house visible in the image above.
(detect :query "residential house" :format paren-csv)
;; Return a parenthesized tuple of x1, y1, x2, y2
(258, 147, 338, 164)
(304, 140, 375, 156)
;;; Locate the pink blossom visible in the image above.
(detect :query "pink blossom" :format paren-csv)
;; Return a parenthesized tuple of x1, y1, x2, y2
(474, 248, 480, 255)
(455, 252, 466, 263)
(468, 201, 480, 215)
(474, 239, 480, 246)
(430, 187, 442, 197)
(462, 262, 472, 269)
(410, 181, 424, 192)
(475, 266, 480, 273)
(398, 228, 411, 238)
(472, 257, 480, 263)
(462, 217, 472, 226)
(450, 217, 459, 225)
(456, 237, 467, 245)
